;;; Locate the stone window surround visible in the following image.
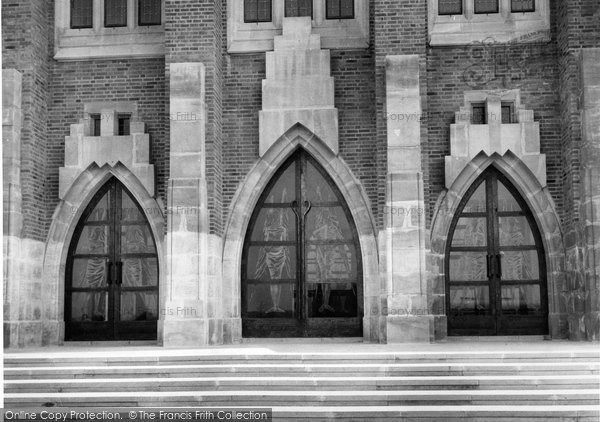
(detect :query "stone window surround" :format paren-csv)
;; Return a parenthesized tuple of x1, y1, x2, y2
(228, 0, 369, 52)
(428, 0, 550, 46)
(54, 0, 165, 61)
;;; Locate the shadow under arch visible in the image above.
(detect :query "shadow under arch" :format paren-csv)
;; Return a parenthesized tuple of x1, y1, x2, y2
(430, 151, 565, 339)
(221, 124, 383, 343)
(41, 162, 165, 345)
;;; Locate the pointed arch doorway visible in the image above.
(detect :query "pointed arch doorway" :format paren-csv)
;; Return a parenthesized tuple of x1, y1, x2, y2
(65, 178, 159, 341)
(242, 150, 364, 337)
(446, 168, 549, 336)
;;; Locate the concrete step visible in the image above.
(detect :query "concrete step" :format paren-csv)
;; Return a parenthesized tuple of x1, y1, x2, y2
(6, 375, 599, 393)
(5, 389, 600, 407)
(5, 350, 599, 366)
(6, 361, 599, 379)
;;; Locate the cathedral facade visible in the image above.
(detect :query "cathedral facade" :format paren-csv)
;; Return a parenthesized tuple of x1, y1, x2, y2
(2, 0, 599, 347)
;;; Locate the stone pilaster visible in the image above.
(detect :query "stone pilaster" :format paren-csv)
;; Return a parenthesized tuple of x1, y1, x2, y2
(160, 63, 211, 347)
(384, 56, 432, 342)
(3, 69, 45, 348)
(579, 48, 600, 340)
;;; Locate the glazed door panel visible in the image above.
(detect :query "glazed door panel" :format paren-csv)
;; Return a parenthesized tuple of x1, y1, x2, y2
(65, 179, 159, 341)
(446, 169, 548, 336)
(242, 151, 363, 337)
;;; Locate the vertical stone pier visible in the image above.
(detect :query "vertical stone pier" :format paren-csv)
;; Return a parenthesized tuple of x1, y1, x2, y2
(384, 56, 432, 342)
(579, 48, 600, 340)
(160, 63, 210, 347)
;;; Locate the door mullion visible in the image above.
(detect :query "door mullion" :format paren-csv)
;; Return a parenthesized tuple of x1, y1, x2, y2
(490, 174, 502, 334)
(296, 156, 304, 324)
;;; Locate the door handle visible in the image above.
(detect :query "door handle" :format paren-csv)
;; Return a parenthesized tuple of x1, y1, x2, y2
(106, 261, 113, 285)
(116, 261, 123, 285)
(302, 200, 312, 220)
(290, 200, 300, 221)
(496, 254, 502, 278)
(486, 255, 492, 279)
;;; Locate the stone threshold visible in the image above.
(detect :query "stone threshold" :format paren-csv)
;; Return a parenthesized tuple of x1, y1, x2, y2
(444, 336, 550, 343)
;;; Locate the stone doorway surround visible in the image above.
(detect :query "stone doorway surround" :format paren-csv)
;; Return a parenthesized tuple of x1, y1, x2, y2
(41, 106, 164, 345)
(222, 124, 383, 344)
(429, 90, 566, 340)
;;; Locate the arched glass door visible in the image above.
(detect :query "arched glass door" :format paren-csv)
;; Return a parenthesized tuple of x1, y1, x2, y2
(65, 178, 159, 341)
(242, 150, 363, 337)
(446, 168, 548, 335)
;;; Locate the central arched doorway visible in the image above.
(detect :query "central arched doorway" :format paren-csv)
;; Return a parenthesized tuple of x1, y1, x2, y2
(242, 150, 364, 337)
(445, 168, 549, 336)
(65, 178, 159, 341)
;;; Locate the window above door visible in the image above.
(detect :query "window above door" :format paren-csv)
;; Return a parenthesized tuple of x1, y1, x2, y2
(429, 0, 550, 46)
(229, 0, 369, 52)
(55, 0, 165, 60)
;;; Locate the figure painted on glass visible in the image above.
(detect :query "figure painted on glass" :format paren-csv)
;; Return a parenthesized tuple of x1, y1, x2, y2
(78, 227, 107, 321)
(307, 205, 353, 314)
(254, 190, 291, 313)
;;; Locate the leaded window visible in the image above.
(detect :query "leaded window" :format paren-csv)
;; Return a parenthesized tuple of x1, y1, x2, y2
(105, 0, 128, 27)
(472, 103, 486, 124)
(474, 0, 499, 14)
(326, 0, 354, 19)
(511, 0, 535, 12)
(71, 0, 93, 29)
(285, 0, 313, 18)
(244, 0, 272, 22)
(438, 0, 463, 15)
(139, 0, 162, 26)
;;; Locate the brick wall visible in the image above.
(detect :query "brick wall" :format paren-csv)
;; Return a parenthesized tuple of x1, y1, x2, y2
(426, 38, 563, 222)
(2, 0, 51, 241)
(46, 59, 168, 220)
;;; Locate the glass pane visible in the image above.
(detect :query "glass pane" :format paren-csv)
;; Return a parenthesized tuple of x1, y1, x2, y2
(341, 0, 354, 17)
(449, 286, 490, 315)
(122, 190, 144, 221)
(76, 226, 109, 254)
(122, 258, 158, 287)
(474, 0, 498, 13)
(438, 0, 462, 14)
(463, 182, 486, 213)
(308, 282, 357, 317)
(250, 208, 296, 242)
(139, 0, 161, 25)
(306, 206, 353, 241)
(121, 225, 156, 254)
(472, 105, 486, 124)
(512, 0, 534, 12)
(246, 282, 295, 316)
(499, 216, 535, 246)
(497, 181, 522, 212)
(326, 0, 340, 17)
(72, 257, 109, 289)
(86, 192, 109, 222)
(105, 0, 127, 26)
(305, 243, 357, 282)
(264, 164, 296, 204)
(451, 217, 487, 247)
(71, 292, 108, 322)
(120, 292, 158, 321)
(247, 245, 296, 280)
(449, 251, 488, 281)
(71, 0, 93, 28)
(501, 284, 541, 314)
(285, 0, 312, 17)
(305, 161, 338, 203)
(501, 105, 512, 124)
(501, 251, 539, 280)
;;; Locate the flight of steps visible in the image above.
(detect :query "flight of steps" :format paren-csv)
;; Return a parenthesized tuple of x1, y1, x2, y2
(4, 344, 600, 421)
